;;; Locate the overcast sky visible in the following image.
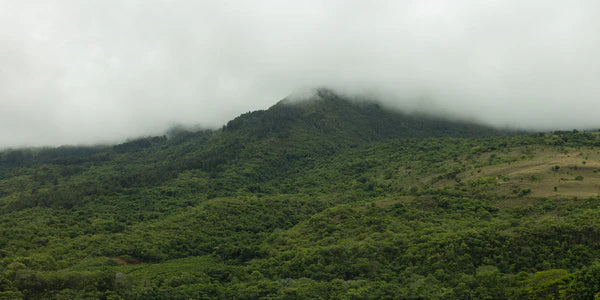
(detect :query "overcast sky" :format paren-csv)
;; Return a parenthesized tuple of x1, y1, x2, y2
(1, 0, 600, 148)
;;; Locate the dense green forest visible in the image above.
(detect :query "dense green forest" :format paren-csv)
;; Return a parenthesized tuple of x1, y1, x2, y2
(1, 90, 600, 299)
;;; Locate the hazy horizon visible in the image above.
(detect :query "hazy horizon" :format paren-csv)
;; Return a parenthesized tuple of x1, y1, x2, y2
(2, 1, 600, 148)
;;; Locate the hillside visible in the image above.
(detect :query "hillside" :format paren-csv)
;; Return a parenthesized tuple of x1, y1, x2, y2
(225, 88, 504, 142)
(0, 92, 599, 299)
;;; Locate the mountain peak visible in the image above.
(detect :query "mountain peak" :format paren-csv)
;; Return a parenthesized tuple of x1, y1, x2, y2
(225, 89, 506, 144)
(277, 87, 342, 106)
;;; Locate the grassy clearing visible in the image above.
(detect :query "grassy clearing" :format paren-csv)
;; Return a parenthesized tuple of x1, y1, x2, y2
(374, 196, 414, 207)
(459, 147, 600, 198)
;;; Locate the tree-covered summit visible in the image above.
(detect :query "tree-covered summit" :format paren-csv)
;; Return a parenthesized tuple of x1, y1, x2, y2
(224, 88, 506, 145)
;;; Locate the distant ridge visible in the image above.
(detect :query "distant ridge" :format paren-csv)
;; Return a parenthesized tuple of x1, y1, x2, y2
(224, 88, 507, 145)
(0, 88, 508, 170)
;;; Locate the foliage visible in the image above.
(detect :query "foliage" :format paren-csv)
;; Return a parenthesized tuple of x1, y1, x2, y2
(0, 92, 599, 298)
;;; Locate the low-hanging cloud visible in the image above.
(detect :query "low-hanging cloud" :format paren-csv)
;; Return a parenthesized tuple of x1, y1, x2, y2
(1, 0, 599, 148)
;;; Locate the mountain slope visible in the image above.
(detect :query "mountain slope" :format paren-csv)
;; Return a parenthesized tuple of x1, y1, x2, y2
(0, 93, 599, 299)
(225, 88, 505, 144)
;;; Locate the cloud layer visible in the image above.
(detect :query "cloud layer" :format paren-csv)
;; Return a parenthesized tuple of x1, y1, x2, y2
(1, 0, 600, 147)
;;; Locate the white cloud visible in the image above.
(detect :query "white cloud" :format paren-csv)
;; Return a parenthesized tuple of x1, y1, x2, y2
(1, 0, 600, 147)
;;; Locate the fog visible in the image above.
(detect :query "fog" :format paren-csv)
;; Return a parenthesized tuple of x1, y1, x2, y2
(1, 0, 599, 148)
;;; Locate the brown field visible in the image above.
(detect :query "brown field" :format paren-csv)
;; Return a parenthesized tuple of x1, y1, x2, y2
(375, 196, 415, 207)
(459, 147, 600, 198)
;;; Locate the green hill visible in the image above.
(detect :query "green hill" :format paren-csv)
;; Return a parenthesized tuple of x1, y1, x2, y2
(225, 88, 504, 143)
(0, 91, 599, 299)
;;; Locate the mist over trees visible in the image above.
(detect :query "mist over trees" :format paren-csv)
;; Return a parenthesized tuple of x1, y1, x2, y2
(2, 1, 600, 147)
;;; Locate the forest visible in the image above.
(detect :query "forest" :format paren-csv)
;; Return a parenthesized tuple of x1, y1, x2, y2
(1, 90, 599, 299)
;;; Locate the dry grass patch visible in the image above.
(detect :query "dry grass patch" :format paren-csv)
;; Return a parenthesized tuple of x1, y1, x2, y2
(375, 196, 414, 208)
(456, 147, 600, 198)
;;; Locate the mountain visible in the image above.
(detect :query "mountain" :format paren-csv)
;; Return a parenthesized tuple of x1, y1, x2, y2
(0, 91, 599, 299)
(225, 88, 504, 142)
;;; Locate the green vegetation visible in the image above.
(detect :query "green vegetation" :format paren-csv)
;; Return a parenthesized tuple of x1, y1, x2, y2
(0, 91, 599, 299)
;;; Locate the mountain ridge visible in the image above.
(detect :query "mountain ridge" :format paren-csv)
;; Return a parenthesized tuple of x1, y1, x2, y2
(226, 88, 507, 141)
